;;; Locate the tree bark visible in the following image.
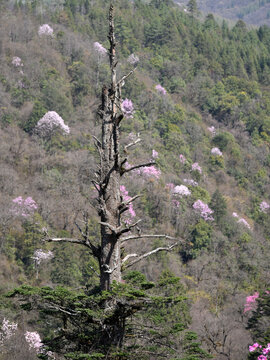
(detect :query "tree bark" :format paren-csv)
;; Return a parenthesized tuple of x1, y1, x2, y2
(98, 4, 122, 290)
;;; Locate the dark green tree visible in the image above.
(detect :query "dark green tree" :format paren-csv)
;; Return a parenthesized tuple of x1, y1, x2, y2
(210, 189, 227, 223)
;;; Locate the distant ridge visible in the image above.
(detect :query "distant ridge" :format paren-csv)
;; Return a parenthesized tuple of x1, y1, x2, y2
(175, 0, 270, 26)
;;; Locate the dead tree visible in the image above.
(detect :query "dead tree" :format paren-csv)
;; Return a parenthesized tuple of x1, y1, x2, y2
(46, 4, 183, 291)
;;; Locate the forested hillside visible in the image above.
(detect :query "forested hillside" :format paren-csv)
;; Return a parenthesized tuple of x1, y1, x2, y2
(178, 0, 270, 26)
(0, 0, 270, 359)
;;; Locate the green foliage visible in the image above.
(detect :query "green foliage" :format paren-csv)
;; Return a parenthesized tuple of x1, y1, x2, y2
(7, 271, 209, 359)
(182, 220, 212, 260)
(23, 100, 47, 133)
(210, 190, 227, 223)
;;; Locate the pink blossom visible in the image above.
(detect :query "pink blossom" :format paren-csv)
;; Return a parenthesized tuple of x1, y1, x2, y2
(122, 99, 135, 118)
(179, 154, 186, 164)
(172, 200, 180, 208)
(155, 84, 166, 95)
(208, 126, 216, 136)
(141, 166, 161, 179)
(258, 356, 267, 360)
(191, 162, 202, 174)
(34, 111, 70, 137)
(260, 201, 270, 213)
(25, 331, 43, 353)
(173, 185, 191, 197)
(12, 196, 38, 217)
(94, 41, 107, 56)
(232, 212, 239, 218)
(152, 149, 158, 159)
(32, 249, 54, 266)
(166, 183, 175, 190)
(249, 343, 260, 352)
(38, 24, 53, 37)
(262, 345, 270, 355)
(193, 200, 214, 221)
(120, 185, 136, 220)
(12, 56, 23, 67)
(127, 53, 139, 65)
(183, 178, 198, 187)
(0, 319, 17, 345)
(211, 147, 223, 156)
(244, 292, 259, 313)
(237, 218, 251, 230)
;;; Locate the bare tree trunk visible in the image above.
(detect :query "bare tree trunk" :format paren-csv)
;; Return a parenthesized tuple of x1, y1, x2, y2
(46, 3, 183, 293)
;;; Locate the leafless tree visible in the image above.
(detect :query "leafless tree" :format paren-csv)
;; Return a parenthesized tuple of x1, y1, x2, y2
(45, 4, 183, 291)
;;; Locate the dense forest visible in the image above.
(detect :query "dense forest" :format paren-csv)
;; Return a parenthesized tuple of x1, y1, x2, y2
(178, 0, 270, 26)
(0, 0, 270, 359)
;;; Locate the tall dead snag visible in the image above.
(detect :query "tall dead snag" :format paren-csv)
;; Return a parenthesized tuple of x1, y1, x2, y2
(46, 4, 183, 291)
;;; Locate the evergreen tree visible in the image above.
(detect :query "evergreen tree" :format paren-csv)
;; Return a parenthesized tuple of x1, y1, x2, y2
(187, 0, 198, 17)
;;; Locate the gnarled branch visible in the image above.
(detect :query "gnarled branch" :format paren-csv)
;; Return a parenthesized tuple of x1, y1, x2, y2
(121, 234, 178, 244)
(120, 161, 155, 176)
(123, 242, 180, 268)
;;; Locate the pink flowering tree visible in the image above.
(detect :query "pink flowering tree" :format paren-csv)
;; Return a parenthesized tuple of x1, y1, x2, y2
(155, 84, 167, 95)
(94, 41, 107, 57)
(34, 111, 70, 138)
(0, 319, 17, 346)
(232, 212, 251, 230)
(25, 331, 43, 353)
(191, 162, 202, 174)
(179, 154, 186, 164)
(152, 149, 159, 159)
(208, 126, 216, 136)
(211, 147, 223, 156)
(38, 24, 54, 37)
(11, 196, 38, 218)
(121, 99, 135, 118)
(193, 200, 214, 221)
(244, 292, 259, 313)
(173, 185, 191, 197)
(260, 201, 270, 213)
(12, 56, 23, 67)
(120, 185, 136, 224)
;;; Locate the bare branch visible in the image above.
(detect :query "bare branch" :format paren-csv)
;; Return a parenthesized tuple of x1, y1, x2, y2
(119, 219, 142, 236)
(120, 195, 140, 208)
(45, 237, 89, 247)
(121, 161, 155, 176)
(122, 253, 138, 264)
(123, 242, 180, 268)
(124, 138, 141, 152)
(92, 135, 101, 147)
(99, 221, 117, 234)
(121, 234, 178, 244)
(116, 67, 137, 88)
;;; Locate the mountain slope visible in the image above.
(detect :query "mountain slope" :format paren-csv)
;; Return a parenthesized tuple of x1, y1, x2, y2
(177, 0, 270, 26)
